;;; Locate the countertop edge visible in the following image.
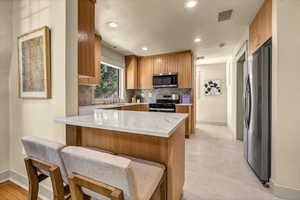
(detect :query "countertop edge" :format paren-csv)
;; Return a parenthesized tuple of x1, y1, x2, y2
(80, 103, 192, 110)
(55, 113, 188, 138)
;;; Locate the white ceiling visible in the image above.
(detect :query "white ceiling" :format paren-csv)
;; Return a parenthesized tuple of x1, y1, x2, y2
(95, 0, 263, 60)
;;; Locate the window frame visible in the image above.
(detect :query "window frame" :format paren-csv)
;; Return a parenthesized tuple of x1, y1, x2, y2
(92, 62, 124, 104)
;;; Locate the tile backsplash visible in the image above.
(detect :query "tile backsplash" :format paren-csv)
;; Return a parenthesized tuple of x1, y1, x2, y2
(79, 85, 93, 106)
(79, 85, 192, 106)
(126, 88, 192, 103)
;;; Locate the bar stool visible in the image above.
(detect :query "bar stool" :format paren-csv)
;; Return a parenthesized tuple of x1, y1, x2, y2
(21, 136, 70, 200)
(61, 146, 166, 200)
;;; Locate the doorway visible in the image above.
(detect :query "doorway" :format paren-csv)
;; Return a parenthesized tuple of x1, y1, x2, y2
(236, 53, 246, 141)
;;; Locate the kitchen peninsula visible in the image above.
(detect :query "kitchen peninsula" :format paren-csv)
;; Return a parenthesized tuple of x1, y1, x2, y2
(55, 109, 187, 200)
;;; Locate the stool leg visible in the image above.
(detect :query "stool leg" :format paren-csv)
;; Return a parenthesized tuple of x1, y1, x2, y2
(69, 175, 85, 200)
(160, 173, 167, 200)
(24, 158, 39, 200)
(49, 167, 65, 200)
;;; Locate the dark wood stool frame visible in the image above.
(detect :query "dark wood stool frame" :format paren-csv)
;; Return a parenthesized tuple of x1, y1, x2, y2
(24, 157, 70, 200)
(69, 172, 167, 200)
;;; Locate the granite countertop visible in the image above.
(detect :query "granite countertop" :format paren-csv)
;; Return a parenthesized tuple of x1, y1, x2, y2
(79, 103, 149, 115)
(55, 109, 188, 138)
(79, 103, 192, 115)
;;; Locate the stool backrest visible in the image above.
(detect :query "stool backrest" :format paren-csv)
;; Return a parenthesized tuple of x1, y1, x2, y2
(21, 136, 68, 183)
(61, 146, 137, 200)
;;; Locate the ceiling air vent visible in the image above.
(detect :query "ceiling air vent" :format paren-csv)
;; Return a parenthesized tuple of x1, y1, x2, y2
(219, 43, 226, 48)
(197, 56, 205, 60)
(218, 9, 233, 22)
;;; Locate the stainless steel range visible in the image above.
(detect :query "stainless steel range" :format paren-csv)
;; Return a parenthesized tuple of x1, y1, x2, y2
(149, 95, 180, 113)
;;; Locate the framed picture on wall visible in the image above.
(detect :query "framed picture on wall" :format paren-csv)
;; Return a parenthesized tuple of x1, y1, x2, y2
(18, 26, 51, 99)
(204, 80, 221, 96)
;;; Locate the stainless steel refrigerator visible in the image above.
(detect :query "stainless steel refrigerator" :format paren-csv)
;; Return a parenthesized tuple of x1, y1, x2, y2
(244, 39, 272, 185)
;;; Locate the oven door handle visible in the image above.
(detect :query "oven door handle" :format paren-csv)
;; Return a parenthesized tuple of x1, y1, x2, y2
(149, 108, 176, 112)
(153, 84, 178, 88)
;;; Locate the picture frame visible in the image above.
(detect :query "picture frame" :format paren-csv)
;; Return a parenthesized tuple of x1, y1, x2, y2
(18, 26, 51, 99)
(204, 80, 222, 96)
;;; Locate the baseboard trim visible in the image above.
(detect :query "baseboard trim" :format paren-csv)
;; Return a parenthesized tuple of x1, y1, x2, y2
(270, 179, 300, 200)
(0, 170, 10, 183)
(197, 120, 227, 126)
(1, 170, 52, 200)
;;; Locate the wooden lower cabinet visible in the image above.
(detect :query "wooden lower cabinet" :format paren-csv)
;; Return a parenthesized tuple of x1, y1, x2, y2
(121, 104, 149, 112)
(176, 105, 192, 138)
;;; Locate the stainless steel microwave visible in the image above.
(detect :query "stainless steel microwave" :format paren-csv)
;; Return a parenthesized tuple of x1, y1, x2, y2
(153, 72, 178, 88)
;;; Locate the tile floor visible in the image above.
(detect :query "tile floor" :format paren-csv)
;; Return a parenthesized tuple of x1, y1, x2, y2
(183, 124, 282, 200)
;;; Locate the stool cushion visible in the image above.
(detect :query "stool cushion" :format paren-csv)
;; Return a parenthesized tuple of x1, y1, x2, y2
(120, 155, 165, 200)
(61, 147, 165, 200)
(21, 136, 68, 183)
(61, 146, 137, 200)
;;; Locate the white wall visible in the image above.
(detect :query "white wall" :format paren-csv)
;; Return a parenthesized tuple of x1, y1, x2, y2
(8, 0, 74, 186)
(271, 0, 300, 198)
(196, 63, 227, 124)
(0, 0, 12, 173)
(226, 30, 249, 138)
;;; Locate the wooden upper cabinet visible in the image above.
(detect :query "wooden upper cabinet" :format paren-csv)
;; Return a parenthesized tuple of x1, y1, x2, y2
(153, 54, 178, 75)
(78, 0, 96, 77)
(125, 56, 138, 89)
(131, 50, 193, 89)
(79, 34, 102, 85)
(249, 0, 272, 54)
(177, 51, 192, 88)
(138, 56, 154, 89)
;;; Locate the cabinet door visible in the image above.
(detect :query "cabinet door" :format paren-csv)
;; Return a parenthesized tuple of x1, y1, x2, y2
(139, 105, 149, 112)
(167, 54, 179, 74)
(260, 0, 272, 45)
(176, 105, 192, 138)
(153, 55, 168, 74)
(250, 16, 258, 53)
(138, 57, 153, 89)
(125, 56, 138, 89)
(249, 0, 272, 54)
(79, 34, 101, 85)
(121, 106, 133, 111)
(88, 35, 101, 85)
(78, 0, 96, 77)
(177, 52, 192, 88)
(153, 54, 178, 75)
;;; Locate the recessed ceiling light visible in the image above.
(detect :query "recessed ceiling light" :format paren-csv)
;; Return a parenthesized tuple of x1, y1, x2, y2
(185, 0, 198, 8)
(107, 22, 119, 28)
(142, 47, 148, 51)
(194, 38, 201, 43)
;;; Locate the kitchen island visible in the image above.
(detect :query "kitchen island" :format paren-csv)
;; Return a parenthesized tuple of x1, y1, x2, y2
(55, 109, 187, 200)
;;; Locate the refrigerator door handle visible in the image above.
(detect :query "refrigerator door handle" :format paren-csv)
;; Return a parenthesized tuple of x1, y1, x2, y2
(245, 76, 252, 129)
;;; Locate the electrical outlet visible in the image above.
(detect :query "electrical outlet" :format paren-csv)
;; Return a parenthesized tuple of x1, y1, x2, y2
(149, 92, 152, 98)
